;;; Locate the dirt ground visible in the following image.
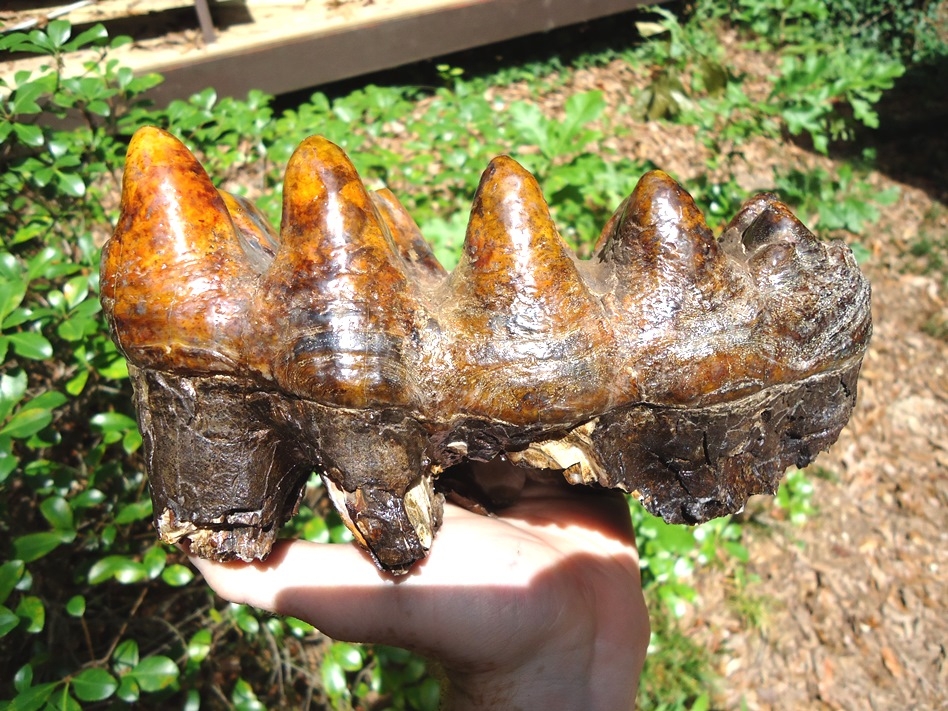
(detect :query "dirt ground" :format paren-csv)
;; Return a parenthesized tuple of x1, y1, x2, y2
(4, 2, 946, 709)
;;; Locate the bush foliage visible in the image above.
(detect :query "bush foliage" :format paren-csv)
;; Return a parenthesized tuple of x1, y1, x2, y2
(1, 1, 938, 708)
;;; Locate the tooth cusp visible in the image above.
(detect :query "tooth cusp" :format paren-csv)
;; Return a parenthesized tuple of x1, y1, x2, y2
(102, 129, 870, 573)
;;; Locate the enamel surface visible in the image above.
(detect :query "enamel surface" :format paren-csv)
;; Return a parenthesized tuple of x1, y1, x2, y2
(102, 127, 871, 572)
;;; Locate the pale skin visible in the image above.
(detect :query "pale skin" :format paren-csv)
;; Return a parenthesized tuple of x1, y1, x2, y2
(190, 468, 650, 710)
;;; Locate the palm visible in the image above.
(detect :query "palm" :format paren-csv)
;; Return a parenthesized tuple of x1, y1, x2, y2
(191, 475, 648, 710)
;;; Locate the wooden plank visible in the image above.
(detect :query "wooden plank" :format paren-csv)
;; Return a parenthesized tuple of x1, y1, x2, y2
(139, 0, 652, 104)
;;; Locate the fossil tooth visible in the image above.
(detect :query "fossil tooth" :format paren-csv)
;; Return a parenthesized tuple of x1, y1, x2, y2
(597, 170, 726, 312)
(219, 190, 281, 272)
(101, 126, 256, 373)
(261, 135, 419, 408)
(135, 370, 307, 563)
(102, 129, 871, 573)
(724, 193, 872, 369)
(442, 156, 614, 424)
(258, 137, 439, 571)
(370, 188, 448, 283)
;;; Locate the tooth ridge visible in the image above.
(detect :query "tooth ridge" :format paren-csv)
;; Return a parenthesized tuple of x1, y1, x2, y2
(439, 155, 614, 423)
(258, 136, 422, 408)
(101, 126, 256, 374)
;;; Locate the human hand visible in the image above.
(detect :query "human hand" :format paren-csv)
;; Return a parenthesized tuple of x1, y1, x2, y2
(189, 462, 649, 710)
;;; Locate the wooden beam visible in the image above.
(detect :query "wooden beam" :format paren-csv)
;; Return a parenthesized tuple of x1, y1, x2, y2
(143, 0, 652, 104)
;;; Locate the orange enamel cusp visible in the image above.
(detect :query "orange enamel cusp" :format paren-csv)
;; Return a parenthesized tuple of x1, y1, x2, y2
(103, 127, 871, 421)
(102, 128, 871, 570)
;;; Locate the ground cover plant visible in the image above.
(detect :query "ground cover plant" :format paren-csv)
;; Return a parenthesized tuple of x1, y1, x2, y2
(1, 1, 945, 708)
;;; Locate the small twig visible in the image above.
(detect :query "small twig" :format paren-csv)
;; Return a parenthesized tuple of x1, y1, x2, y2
(98, 586, 148, 665)
(79, 615, 97, 663)
(2, 1, 96, 34)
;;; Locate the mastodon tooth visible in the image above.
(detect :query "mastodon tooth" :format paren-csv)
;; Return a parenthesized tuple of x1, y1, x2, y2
(100, 126, 255, 373)
(259, 136, 421, 407)
(218, 190, 281, 272)
(101, 129, 872, 573)
(442, 156, 613, 424)
(597, 170, 728, 317)
(370, 189, 448, 282)
(723, 194, 872, 367)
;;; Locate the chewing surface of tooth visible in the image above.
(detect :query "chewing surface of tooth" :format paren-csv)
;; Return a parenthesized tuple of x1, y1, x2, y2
(102, 127, 871, 573)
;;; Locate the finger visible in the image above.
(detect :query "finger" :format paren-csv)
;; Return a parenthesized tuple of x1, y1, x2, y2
(188, 505, 556, 650)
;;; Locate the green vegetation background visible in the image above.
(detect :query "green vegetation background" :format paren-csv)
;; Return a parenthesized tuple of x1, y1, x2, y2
(1, 0, 944, 708)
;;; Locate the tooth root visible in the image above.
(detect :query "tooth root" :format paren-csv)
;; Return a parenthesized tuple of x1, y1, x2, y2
(263, 136, 417, 407)
(370, 189, 448, 281)
(100, 126, 254, 373)
(444, 156, 612, 424)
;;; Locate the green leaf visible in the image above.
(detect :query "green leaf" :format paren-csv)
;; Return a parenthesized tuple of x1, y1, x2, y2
(90, 412, 138, 433)
(7, 332, 53, 360)
(115, 674, 140, 703)
(130, 655, 179, 692)
(65, 369, 89, 396)
(96, 354, 129, 380)
(0, 605, 19, 637)
(0, 448, 18, 484)
(0, 560, 25, 606)
(6, 682, 56, 711)
(143, 546, 167, 578)
(12, 532, 62, 562)
(123, 427, 143, 454)
(234, 605, 260, 635)
(14, 663, 33, 692)
(302, 514, 329, 543)
(13, 123, 44, 147)
(71, 668, 118, 702)
(88, 555, 147, 585)
(161, 564, 195, 587)
(45, 20, 72, 49)
(66, 23, 108, 51)
(112, 639, 139, 673)
(184, 688, 201, 711)
(322, 657, 348, 698)
(72, 488, 106, 508)
(330, 642, 365, 671)
(0, 408, 51, 440)
(560, 90, 606, 144)
(62, 276, 89, 309)
(40, 496, 74, 531)
(187, 629, 212, 663)
(15, 595, 45, 633)
(22, 390, 67, 412)
(66, 595, 86, 617)
(410, 676, 442, 711)
(57, 689, 83, 711)
(285, 616, 315, 637)
(56, 171, 86, 198)
(114, 499, 152, 524)
(0, 371, 28, 422)
(0, 280, 27, 323)
(231, 678, 265, 711)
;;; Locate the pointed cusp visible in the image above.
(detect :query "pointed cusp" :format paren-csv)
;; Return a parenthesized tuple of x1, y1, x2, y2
(595, 169, 737, 325)
(259, 136, 419, 407)
(597, 169, 717, 273)
(100, 126, 256, 374)
(219, 191, 281, 273)
(371, 188, 447, 282)
(440, 156, 615, 424)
